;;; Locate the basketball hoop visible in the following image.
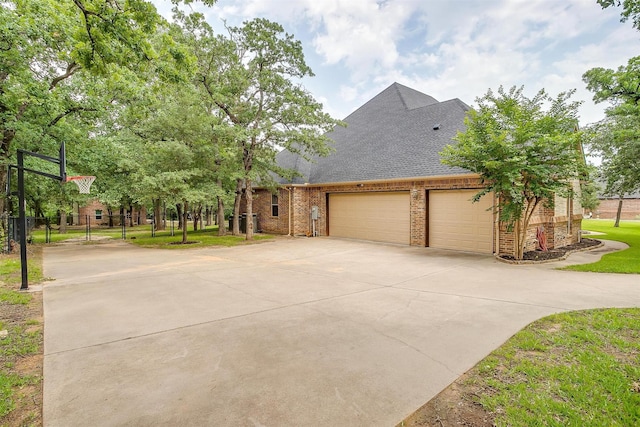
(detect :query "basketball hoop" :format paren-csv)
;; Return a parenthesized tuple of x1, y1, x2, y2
(66, 176, 96, 194)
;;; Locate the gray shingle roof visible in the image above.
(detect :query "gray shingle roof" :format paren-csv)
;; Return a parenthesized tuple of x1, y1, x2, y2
(276, 82, 472, 184)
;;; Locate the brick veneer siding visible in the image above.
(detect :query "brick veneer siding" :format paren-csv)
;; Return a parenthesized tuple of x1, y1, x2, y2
(595, 198, 640, 220)
(496, 202, 582, 257)
(253, 178, 582, 256)
(249, 188, 292, 234)
(77, 200, 147, 226)
(77, 199, 105, 226)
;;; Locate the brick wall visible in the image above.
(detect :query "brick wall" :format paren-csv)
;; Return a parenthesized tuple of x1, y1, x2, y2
(249, 188, 291, 234)
(78, 200, 147, 226)
(595, 198, 640, 220)
(253, 178, 582, 256)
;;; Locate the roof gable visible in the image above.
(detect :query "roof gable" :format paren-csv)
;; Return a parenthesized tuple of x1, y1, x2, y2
(276, 83, 472, 184)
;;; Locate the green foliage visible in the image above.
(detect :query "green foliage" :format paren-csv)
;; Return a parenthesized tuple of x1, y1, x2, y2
(580, 164, 601, 212)
(440, 86, 584, 259)
(583, 57, 640, 206)
(0, 0, 215, 216)
(564, 219, 640, 273)
(598, 0, 640, 30)
(477, 308, 640, 426)
(583, 56, 640, 108)
(172, 12, 341, 238)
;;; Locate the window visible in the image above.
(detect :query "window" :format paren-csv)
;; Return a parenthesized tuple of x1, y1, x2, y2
(271, 194, 279, 217)
(95, 210, 103, 220)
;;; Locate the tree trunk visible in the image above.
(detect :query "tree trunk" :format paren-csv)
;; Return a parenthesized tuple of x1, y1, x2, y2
(514, 218, 523, 260)
(614, 196, 623, 227)
(176, 203, 183, 230)
(206, 205, 212, 226)
(128, 204, 134, 227)
(182, 201, 188, 244)
(245, 178, 254, 240)
(217, 195, 226, 236)
(108, 208, 114, 228)
(153, 199, 165, 231)
(232, 178, 243, 235)
(193, 204, 201, 231)
(59, 211, 67, 234)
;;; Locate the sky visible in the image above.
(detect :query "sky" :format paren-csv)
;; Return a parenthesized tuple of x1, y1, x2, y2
(153, 0, 639, 126)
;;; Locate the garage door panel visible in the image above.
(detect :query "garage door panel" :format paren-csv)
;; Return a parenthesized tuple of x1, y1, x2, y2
(329, 192, 410, 245)
(429, 190, 493, 253)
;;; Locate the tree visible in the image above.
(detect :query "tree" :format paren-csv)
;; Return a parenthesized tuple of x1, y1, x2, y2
(585, 113, 640, 226)
(579, 164, 601, 215)
(583, 56, 640, 226)
(175, 14, 341, 239)
(440, 86, 584, 260)
(598, 0, 640, 30)
(0, 0, 216, 216)
(583, 56, 640, 109)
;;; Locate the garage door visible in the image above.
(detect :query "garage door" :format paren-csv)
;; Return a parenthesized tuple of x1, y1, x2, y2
(329, 192, 410, 244)
(429, 190, 494, 253)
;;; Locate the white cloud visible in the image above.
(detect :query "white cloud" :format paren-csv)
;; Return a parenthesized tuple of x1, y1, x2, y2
(154, 0, 639, 124)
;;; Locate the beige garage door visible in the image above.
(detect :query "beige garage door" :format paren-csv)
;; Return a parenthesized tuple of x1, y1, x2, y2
(329, 192, 410, 244)
(429, 190, 494, 253)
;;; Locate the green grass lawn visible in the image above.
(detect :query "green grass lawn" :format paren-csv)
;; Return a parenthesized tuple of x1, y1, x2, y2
(474, 308, 640, 427)
(31, 224, 274, 248)
(563, 219, 640, 273)
(0, 250, 43, 424)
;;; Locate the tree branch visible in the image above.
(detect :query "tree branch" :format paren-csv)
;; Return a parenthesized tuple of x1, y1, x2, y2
(46, 106, 97, 129)
(49, 62, 80, 90)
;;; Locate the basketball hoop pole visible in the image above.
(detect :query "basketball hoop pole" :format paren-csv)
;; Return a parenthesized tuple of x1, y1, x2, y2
(11, 143, 66, 290)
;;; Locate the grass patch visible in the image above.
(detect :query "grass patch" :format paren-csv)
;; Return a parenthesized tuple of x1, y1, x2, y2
(474, 308, 640, 426)
(563, 219, 640, 273)
(0, 265, 43, 425)
(0, 289, 31, 305)
(0, 247, 45, 286)
(31, 224, 274, 248)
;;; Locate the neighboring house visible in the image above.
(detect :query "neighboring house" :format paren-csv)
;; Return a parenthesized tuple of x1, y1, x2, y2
(247, 82, 582, 256)
(594, 191, 640, 220)
(76, 199, 147, 226)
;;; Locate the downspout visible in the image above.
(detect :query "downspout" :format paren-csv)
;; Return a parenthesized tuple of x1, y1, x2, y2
(284, 187, 292, 236)
(494, 193, 499, 255)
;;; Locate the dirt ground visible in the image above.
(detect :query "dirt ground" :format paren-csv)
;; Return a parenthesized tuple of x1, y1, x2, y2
(0, 252, 44, 427)
(398, 369, 495, 427)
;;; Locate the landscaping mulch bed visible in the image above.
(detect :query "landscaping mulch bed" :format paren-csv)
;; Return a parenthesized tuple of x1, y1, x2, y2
(499, 238, 601, 262)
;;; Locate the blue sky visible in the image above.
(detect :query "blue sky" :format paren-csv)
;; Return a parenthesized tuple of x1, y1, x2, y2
(154, 0, 638, 126)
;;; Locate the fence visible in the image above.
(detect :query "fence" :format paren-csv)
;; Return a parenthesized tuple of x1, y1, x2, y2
(1, 214, 159, 253)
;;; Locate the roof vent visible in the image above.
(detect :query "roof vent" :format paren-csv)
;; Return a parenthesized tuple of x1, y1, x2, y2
(433, 124, 440, 130)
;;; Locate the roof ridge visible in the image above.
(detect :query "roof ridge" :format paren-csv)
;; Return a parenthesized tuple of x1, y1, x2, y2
(392, 82, 409, 110)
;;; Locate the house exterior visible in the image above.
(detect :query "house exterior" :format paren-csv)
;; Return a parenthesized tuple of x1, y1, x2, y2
(249, 83, 582, 256)
(594, 192, 640, 220)
(76, 199, 148, 226)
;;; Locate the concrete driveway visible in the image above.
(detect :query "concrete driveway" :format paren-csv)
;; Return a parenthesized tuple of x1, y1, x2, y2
(42, 237, 640, 426)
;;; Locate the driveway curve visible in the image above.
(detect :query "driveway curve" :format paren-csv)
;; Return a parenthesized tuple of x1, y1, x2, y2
(42, 237, 639, 426)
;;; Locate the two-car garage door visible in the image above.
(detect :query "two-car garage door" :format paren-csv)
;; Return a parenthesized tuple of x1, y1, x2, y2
(328, 190, 493, 253)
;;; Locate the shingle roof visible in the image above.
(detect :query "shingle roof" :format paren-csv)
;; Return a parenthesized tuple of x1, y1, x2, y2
(276, 82, 472, 184)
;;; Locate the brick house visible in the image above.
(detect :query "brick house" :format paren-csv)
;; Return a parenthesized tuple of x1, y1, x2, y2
(76, 199, 147, 226)
(249, 83, 582, 256)
(594, 192, 640, 220)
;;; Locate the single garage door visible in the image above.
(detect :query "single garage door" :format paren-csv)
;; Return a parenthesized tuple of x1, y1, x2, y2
(329, 192, 410, 245)
(429, 190, 494, 253)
